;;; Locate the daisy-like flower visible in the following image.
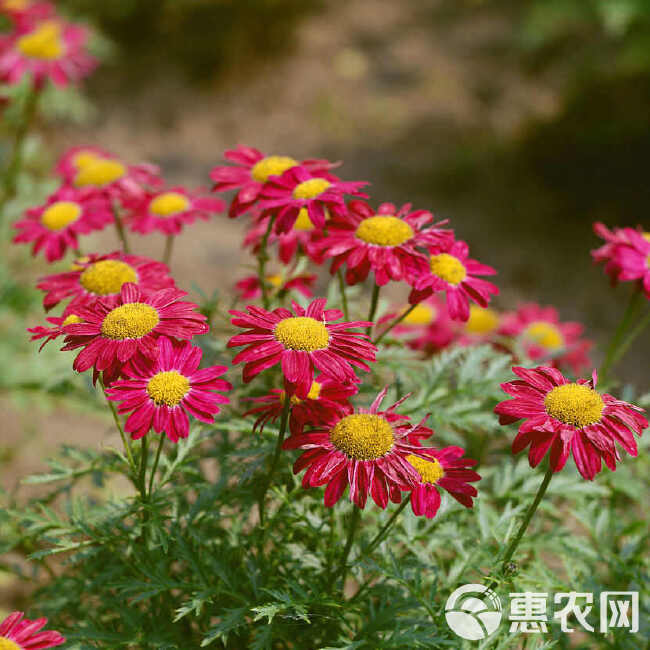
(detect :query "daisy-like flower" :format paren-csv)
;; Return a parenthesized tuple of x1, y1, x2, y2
(228, 298, 376, 396)
(210, 145, 335, 218)
(408, 238, 499, 321)
(0, 0, 53, 26)
(28, 308, 83, 351)
(244, 375, 357, 435)
(37, 251, 175, 311)
(499, 303, 592, 374)
(404, 446, 481, 518)
(54, 144, 115, 184)
(0, 610, 65, 649)
(258, 166, 368, 235)
(62, 283, 208, 381)
(283, 387, 434, 508)
(105, 338, 231, 442)
(455, 304, 502, 347)
(234, 272, 316, 301)
(0, 18, 96, 88)
(495, 366, 648, 480)
(124, 186, 225, 235)
(13, 185, 113, 262)
(318, 200, 451, 286)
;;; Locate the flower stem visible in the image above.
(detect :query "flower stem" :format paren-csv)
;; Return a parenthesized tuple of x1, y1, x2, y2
(257, 215, 276, 310)
(363, 497, 409, 556)
(138, 437, 149, 501)
(373, 304, 417, 345)
(102, 384, 136, 473)
(366, 284, 380, 335)
(112, 203, 130, 253)
(148, 434, 165, 498)
(162, 234, 174, 267)
(258, 395, 291, 528)
(337, 269, 349, 320)
(330, 505, 362, 592)
(610, 309, 650, 369)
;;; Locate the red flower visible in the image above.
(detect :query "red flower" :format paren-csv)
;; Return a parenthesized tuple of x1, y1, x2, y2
(404, 446, 481, 518)
(408, 238, 498, 321)
(105, 338, 231, 442)
(28, 308, 83, 351)
(0, 610, 64, 649)
(495, 366, 647, 480)
(234, 272, 316, 301)
(317, 200, 451, 286)
(283, 388, 434, 509)
(0, 1, 53, 27)
(454, 305, 502, 348)
(55, 145, 115, 183)
(13, 185, 113, 262)
(228, 298, 376, 396)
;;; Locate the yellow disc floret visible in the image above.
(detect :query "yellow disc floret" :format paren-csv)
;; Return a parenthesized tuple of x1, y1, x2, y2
(292, 178, 331, 200)
(465, 305, 499, 334)
(355, 215, 414, 247)
(17, 21, 63, 60)
(74, 158, 126, 187)
(146, 370, 190, 406)
(101, 303, 159, 340)
(524, 322, 564, 350)
(274, 316, 329, 351)
(40, 201, 82, 231)
(429, 253, 467, 285)
(149, 192, 190, 217)
(330, 413, 394, 460)
(3, 0, 29, 10)
(293, 208, 315, 231)
(79, 260, 137, 295)
(251, 155, 298, 183)
(403, 303, 436, 326)
(0, 637, 22, 650)
(406, 454, 444, 484)
(544, 383, 604, 427)
(266, 274, 284, 288)
(62, 314, 82, 326)
(72, 150, 100, 170)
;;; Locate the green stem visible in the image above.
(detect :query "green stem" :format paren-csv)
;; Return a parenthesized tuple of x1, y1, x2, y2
(362, 497, 409, 556)
(337, 269, 349, 320)
(257, 215, 276, 310)
(373, 304, 417, 345)
(138, 437, 149, 501)
(112, 203, 130, 253)
(609, 309, 650, 369)
(600, 289, 644, 384)
(148, 434, 165, 498)
(330, 506, 362, 592)
(162, 234, 174, 267)
(102, 382, 136, 473)
(366, 284, 380, 336)
(258, 396, 291, 528)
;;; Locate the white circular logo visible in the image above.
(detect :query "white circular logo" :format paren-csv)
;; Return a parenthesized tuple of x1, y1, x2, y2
(445, 584, 502, 640)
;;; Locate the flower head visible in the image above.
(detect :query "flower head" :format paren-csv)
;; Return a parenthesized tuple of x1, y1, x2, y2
(13, 185, 113, 262)
(105, 337, 231, 442)
(0, 18, 96, 88)
(495, 366, 647, 480)
(37, 251, 175, 311)
(0, 611, 64, 649)
(234, 272, 316, 301)
(405, 446, 481, 518)
(210, 145, 336, 218)
(455, 304, 502, 347)
(283, 387, 434, 508)
(228, 298, 376, 396)
(408, 238, 499, 321)
(28, 308, 83, 351)
(124, 186, 224, 235)
(55, 145, 121, 184)
(0, 0, 53, 27)
(317, 200, 451, 286)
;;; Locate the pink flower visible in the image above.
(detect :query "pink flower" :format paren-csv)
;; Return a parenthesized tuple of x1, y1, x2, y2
(105, 338, 231, 442)
(317, 200, 451, 286)
(228, 298, 376, 396)
(495, 366, 647, 480)
(0, 18, 96, 88)
(454, 304, 502, 348)
(283, 387, 434, 509)
(408, 238, 499, 321)
(13, 185, 113, 262)
(124, 186, 225, 235)
(404, 446, 481, 518)
(210, 145, 335, 218)
(258, 166, 368, 235)
(28, 308, 83, 351)
(0, 1, 53, 27)
(54, 145, 116, 183)
(0, 610, 64, 648)
(234, 272, 316, 301)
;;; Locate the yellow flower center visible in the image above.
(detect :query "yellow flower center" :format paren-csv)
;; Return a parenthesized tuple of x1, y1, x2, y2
(266, 274, 283, 288)
(406, 454, 444, 484)
(544, 383, 605, 427)
(524, 322, 564, 350)
(0, 637, 22, 650)
(79, 260, 138, 295)
(355, 215, 414, 247)
(274, 316, 329, 351)
(293, 208, 315, 231)
(330, 413, 395, 460)
(403, 303, 436, 325)
(74, 158, 126, 188)
(250, 155, 298, 183)
(292, 178, 331, 200)
(101, 303, 159, 340)
(465, 305, 500, 334)
(288, 380, 322, 405)
(62, 314, 82, 326)
(642, 232, 650, 242)
(72, 150, 100, 170)
(149, 192, 190, 217)
(429, 253, 467, 285)
(146, 370, 190, 406)
(3, 0, 29, 9)
(40, 201, 82, 231)
(17, 21, 63, 60)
